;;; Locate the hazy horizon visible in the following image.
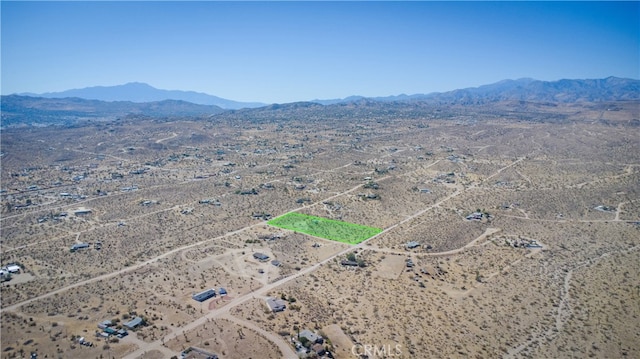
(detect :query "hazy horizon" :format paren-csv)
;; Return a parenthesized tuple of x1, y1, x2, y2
(2, 1, 638, 103)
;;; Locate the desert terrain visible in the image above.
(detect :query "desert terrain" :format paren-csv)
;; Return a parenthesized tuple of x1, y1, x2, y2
(1, 100, 639, 358)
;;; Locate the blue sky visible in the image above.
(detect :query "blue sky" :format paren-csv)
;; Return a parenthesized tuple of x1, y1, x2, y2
(2, 1, 639, 103)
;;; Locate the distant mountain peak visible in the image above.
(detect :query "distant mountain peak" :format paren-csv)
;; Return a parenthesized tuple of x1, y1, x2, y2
(22, 83, 265, 110)
(121, 82, 155, 88)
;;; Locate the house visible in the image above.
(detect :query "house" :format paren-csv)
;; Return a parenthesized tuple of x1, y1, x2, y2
(526, 240, 543, 249)
(181, 347, 219, 359)
(252, 212, 271, 220)
(192, 288, 216, 302)
(5, 264, 21, 273)
(123, 316, 143, 330)
(97, 320, 113, 329)
(73, 208, 92, 216)
(266, 298, 286, 312)
(312, 343, 326, 356)
(299, 330, 324, 345)
(218, 288, 227, 296)
(70, 243, 90, 252)
(259, 233, 282, 241)
(466, 212, 483, 221)
(271, 260, 281, 267)
(419, 188, 431, 193)
(406, 241, 420, 249)
(260, 183, 275, 189)
(253, 253, 270, 262)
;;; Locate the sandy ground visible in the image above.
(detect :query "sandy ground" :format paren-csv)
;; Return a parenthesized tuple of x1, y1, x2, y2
(2, 110, 639, 358)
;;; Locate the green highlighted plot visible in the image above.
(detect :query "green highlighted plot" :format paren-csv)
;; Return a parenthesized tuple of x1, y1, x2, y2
(267, 212, 382, 244)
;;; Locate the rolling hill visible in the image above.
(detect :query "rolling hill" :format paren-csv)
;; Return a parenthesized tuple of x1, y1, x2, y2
(0, 95, 225, 127)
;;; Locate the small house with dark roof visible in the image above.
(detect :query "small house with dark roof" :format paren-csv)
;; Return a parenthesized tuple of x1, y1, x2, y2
(70, 243, 90, 252)
(73, 208, 92, 216)
(192, 288, 216, 302)
(406, 241, 420, 249)
(253, 252, 270, 262)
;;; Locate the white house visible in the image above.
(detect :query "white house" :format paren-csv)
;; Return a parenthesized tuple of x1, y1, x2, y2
(5, 264, 20, 273)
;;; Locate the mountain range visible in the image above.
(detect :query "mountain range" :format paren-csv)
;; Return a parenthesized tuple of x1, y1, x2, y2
(313, 77, 640, 105)
(3, 77, 639, 127)
(19, 82, 265, 110)
(15, 77, 640, 108)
